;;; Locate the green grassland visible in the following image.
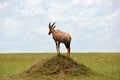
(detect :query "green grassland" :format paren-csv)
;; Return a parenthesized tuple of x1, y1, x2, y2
(0, 53, 120, 80)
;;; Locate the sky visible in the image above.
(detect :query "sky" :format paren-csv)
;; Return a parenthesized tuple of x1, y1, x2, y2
(0, 0, 120, 53)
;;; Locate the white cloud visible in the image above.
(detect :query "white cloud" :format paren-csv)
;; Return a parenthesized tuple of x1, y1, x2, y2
(49, 3, 65, 14)
(33, 27, 48, 34)
(80, 0, 115, 7)
(47, 2, 78, 22)
(22, 31, 33, 42)
(13, 0, 44, 16)
(0, 42, 4, 46)
(1, 17, 20, 38)
(106, 8, 120, 20)
(0, 2, 7, 15)
(70, 0, 80, 5)
(48, 14, 78, 22)
(82, 0, 94, 6)
(47, 5, 66, 21)
(0, 2, 7, 10)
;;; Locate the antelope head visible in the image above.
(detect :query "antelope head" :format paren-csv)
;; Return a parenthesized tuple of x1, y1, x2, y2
(48, 22, 56, 35)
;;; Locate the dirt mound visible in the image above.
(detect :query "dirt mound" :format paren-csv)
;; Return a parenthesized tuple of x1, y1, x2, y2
(25, 55, 91, 76)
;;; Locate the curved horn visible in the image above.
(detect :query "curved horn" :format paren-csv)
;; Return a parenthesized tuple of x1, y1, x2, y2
(49, 22, 51, 27)
(53, 26, 56, 28)
(52, 22, 55, 26)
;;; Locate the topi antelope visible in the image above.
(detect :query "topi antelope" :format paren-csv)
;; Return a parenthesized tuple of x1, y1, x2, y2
(48, 22, 72, 58)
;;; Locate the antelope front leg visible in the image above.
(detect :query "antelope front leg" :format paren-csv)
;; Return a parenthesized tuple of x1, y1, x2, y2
(57, 42, 60, 56)
(66, 47, 70, 58)
(55, 42, 60, 56)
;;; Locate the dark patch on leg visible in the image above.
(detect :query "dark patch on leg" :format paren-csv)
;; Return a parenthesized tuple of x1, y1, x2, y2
(62, 37, 70, 48)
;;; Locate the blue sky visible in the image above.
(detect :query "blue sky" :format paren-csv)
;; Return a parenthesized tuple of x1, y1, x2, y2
(0, 0, 120, 52)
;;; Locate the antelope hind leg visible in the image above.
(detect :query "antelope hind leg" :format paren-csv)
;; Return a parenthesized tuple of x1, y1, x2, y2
(66, 47, 70, 58)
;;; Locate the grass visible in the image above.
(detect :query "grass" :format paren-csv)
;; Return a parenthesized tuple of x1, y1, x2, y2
(0, 53, 54, 76)
(0, 53, 120, 80)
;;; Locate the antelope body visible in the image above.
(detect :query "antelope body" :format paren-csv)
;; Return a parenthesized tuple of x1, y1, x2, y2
(48, 22, 72, 58)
